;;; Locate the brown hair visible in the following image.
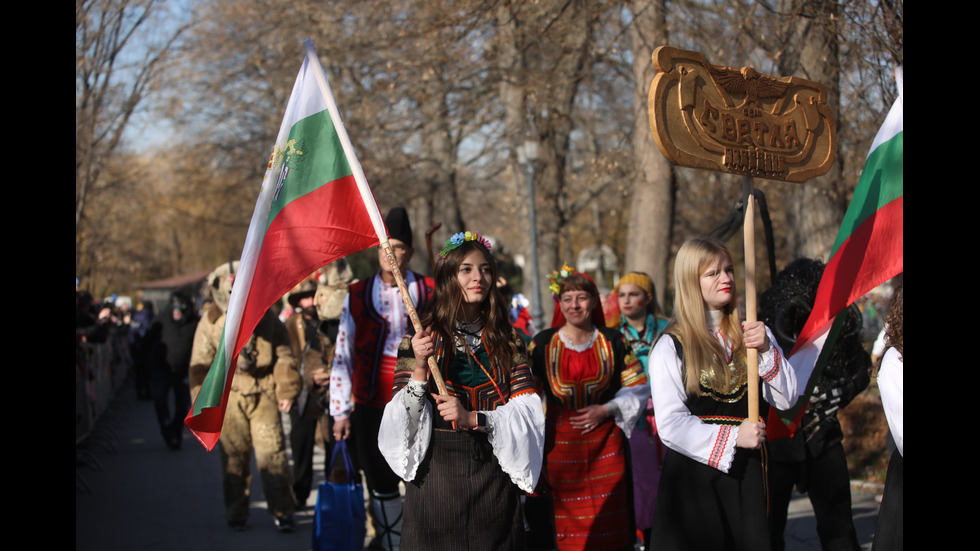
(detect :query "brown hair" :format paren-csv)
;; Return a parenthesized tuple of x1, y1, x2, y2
(884, 277, 903, 359)
(419, 240, 515, 366)
(559, 272, 600, 302)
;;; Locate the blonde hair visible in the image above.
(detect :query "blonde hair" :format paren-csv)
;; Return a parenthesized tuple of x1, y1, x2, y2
(666, 238, 745, 395)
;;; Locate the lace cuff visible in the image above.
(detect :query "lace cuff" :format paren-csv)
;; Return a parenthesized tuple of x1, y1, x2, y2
(607, 384, 647, 437)
(485, 393, 545, 493)
(379, 385, 432, 483)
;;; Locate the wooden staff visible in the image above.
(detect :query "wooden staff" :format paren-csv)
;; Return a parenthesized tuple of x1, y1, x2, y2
(380, 238, 449, 396)
(425, 222, 443, 273)
(742, 176, 760, 423)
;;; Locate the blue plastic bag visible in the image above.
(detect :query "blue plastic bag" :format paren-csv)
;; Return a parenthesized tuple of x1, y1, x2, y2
(313, 440, 367, 551)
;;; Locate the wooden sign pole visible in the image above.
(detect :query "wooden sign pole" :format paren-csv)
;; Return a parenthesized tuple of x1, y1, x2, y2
(742, 176, 760, 423)
(648, 46, 837, 423)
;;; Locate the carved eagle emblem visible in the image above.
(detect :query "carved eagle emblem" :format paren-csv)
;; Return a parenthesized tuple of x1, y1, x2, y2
(708, 66, 792, 117)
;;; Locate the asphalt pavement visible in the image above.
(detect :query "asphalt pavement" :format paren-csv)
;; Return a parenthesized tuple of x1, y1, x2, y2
(76, 379, 882, 551)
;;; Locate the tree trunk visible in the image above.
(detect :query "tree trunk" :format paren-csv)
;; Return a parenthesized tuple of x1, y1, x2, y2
(531, 0, 594, 313)
(626, 0, 674, 308)
(777, 0, 845, 262)
(411, 22, 465, 274)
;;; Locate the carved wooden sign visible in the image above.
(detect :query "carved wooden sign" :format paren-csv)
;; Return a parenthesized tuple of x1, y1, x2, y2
(648, 46, 836, 183)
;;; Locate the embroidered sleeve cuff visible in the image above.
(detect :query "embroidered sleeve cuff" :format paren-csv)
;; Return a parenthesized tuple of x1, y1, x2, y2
(710, 425, 737, 473)
(759, 345, 782, 382)
(483, 411, 494, 434)
(378, 386, 432, 483)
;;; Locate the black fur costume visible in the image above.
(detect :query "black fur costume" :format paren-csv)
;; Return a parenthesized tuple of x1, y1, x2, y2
(759, 259, 870, 551)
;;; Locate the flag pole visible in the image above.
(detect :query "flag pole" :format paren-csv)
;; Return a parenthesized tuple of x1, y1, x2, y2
(302, 38, 449, 395)
(380, 240, 450, 395)
(425, 222, 443, 273)
(742, 175, 760, 423)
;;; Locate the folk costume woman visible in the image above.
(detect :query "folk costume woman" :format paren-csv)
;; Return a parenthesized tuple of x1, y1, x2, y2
(606, 272, 668, 541)
(378, 232, 545, 551)
(529, 267, 648, 551)
(649, 238, 798, 551)
(872, 279, 902, 551)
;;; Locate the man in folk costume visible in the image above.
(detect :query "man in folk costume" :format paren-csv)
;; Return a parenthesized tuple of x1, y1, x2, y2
(330, 207, 434, 551)
(189, 261, 301, 532)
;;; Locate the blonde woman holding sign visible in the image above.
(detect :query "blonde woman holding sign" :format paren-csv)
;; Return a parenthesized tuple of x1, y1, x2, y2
(649, 238, 798, 551)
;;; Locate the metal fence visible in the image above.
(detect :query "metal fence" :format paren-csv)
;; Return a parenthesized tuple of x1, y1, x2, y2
(76, 327, 131, 444)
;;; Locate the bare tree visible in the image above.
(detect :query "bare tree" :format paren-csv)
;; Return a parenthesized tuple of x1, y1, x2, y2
(626, 0, 675, 307)
(771, 0, 846, 261)
(76, 0, 188, 279)
(90, 0, 900, 302)
(491, 0, 607, 308)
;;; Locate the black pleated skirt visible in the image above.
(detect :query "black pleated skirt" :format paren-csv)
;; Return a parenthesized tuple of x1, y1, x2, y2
(651, 446, 771, 551)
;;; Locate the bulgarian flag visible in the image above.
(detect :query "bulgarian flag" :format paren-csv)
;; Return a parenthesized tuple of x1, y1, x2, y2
(788, 66, 904, 387)
(185, 39, 388, 451)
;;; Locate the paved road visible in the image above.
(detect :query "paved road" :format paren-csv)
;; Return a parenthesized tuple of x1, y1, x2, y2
(76, 380, 881, 550)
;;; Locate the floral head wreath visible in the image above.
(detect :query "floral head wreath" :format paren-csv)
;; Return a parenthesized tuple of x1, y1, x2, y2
(547, 263, 575, 299)
(439, 230, 492, 258)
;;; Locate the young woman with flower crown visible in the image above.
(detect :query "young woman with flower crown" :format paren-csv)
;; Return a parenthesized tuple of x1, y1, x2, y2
(649, 238, 798, 551)
(526, 266, 648, 551)
(378, 231, 545, 551)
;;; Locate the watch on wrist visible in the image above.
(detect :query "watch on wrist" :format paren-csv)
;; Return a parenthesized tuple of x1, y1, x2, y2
(473, 412, 493, 434)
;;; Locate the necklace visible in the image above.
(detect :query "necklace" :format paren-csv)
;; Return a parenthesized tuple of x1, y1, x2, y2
(560, 326, 595, 346)
(455, 317, 484, 351)
(457, 314, 482, 327)
(457, 331, 507, 406)
(624, 315, 658, 351)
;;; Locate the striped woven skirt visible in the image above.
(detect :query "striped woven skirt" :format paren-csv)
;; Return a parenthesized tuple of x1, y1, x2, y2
(546, 408, 633, 551)
(402, 429, 525, 551)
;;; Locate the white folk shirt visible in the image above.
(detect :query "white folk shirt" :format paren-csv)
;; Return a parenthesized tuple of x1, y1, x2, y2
(329, 272, 419, 419)
(650, 313, 798, 473)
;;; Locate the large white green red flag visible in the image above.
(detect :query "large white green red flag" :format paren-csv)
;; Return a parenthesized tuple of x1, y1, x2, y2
(789, 67, 904, 384)
(185, 39, 388, 451)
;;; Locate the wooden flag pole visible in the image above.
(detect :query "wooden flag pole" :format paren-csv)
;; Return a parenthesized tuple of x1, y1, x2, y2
(425, 222, 443, 273)
(380, 238, 449, 396)
(742, 176, 760, 423)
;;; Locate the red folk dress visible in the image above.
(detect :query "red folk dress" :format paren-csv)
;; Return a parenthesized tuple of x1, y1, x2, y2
(530, 326, 647, 551)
